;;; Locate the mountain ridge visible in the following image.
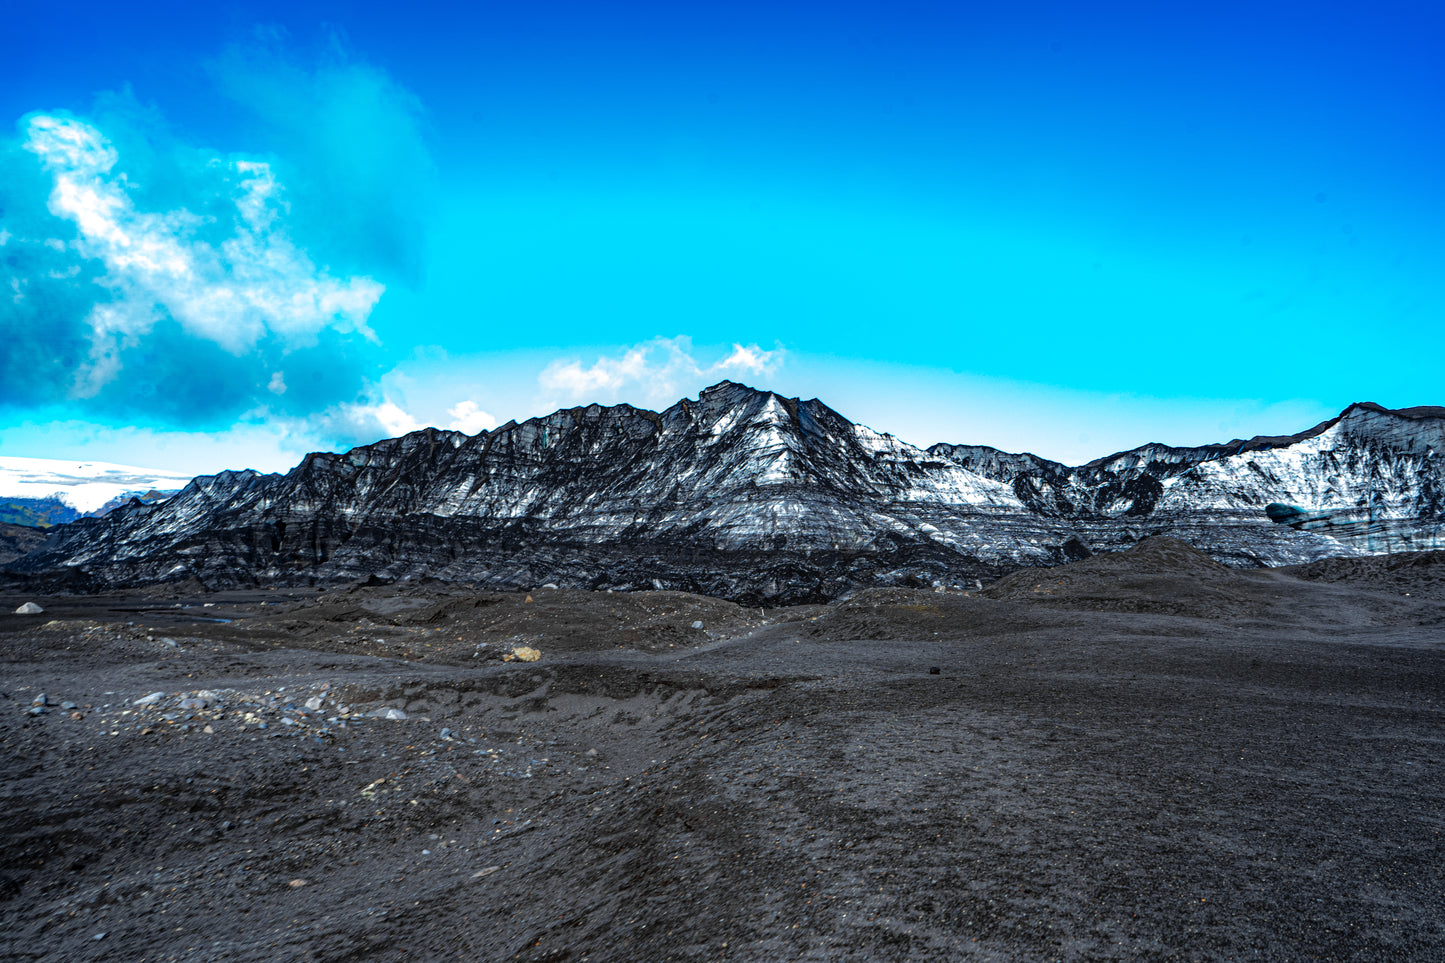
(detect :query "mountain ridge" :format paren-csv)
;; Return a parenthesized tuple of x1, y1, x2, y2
(9, 382, 1443, 602)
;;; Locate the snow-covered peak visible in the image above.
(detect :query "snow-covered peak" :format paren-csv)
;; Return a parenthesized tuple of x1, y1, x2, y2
(0, 456, 194, 514)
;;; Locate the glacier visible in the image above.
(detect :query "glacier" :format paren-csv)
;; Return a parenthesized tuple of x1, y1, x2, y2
(8, 384, 1443, 602)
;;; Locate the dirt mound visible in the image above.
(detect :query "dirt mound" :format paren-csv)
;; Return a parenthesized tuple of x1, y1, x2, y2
(247, 585, 769, 663)
(1285, 550, 1445, 600)
(0, 523, 47, 566)
(979, 536, 1270, 618)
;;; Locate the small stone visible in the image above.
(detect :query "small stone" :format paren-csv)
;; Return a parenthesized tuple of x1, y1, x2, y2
(691, 621, 704, 629)
(929, 666, 941, 675)
(203, 725, 215, 734)
(524, 594, 534, 603)
(31, 693, 48, 706)
(27, 705, 45, 716)
(133, 692, 166, 706)
(288, 879, 307, 888)
(281, 717, 297, 726)
(440, 727, 455, 740)
(14, 602, 44, 615)
(541, 583, 559, 590)
(304, 696, 324, 711)
(61, 701, 77, 710)
(375, 707, 408, 721)
(93, 932, 107, 940)
(510, 646, 541, 663)
(585, 748, 598, 757)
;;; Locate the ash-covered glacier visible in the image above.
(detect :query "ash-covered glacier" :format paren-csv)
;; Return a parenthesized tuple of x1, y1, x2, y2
(9, 384, 1443, 602)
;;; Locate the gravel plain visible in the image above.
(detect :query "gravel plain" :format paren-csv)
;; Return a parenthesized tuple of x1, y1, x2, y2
(2, 539, 1443, 962)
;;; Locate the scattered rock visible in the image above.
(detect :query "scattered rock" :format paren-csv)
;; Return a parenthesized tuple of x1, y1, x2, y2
(14, 602, 43, 615)
(288, 879, 308, 888)
(132, 692, 166, 706)
(304, 696, 324, 711)
(31, 693, 48, 706)
(375, 707, 408, 721)
(542, 583, 559, 590)
(508, 646, 542, 663)
(472, 866, 501, 879)
(27, 706, 45, 716)
(691, 620, 705, 629)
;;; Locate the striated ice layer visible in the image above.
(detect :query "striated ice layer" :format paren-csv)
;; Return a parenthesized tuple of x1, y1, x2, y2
(11, 385, 1444, 602)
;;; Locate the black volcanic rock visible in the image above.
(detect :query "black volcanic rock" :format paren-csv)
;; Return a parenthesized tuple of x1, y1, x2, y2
(0, 523, 46, 566)
(10, 383, 1444, 601)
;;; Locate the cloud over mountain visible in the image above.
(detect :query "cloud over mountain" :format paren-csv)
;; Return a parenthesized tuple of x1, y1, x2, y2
(0, 40, 432, 434)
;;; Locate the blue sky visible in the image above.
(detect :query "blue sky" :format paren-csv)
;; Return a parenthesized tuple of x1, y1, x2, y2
(2, 1, 1441, 473)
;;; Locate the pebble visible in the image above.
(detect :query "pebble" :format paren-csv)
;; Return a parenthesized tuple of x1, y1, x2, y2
(27, 706, 45, 716)
(692, 621, 705, 629)
(304, 696, 324, 711)
(14, 602, 44, 615)
(439, 727, 455, 740)
(31, 693, 48, 706)
(375, 707, 408, 721)
(133, 692, 166, 706)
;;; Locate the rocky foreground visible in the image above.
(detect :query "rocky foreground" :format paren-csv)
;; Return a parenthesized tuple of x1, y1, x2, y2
(2, 539, 1444, 961)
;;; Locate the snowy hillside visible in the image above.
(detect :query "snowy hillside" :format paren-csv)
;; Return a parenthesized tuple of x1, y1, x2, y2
(0, 456, 194, 522)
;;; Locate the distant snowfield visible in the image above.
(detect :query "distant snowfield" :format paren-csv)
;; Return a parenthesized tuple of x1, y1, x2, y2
(0, 456, 195, 513)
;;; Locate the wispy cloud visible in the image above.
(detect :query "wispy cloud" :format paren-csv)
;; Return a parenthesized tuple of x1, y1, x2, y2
(539, 336, 785, 406)
(0, 39, 432, 430)
(446, 400, 497, 434)
(21, 114, 382, 400)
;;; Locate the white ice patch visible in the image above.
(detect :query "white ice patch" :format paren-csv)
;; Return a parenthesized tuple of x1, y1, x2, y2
(0, 455, 194, 513)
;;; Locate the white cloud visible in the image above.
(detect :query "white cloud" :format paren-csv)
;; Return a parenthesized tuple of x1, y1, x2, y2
(711, 342, 784, 375)
(539, 336, 786, 405)
(369, 401, 423, 438)
(292, 398, 423, 449)
(21, 113, 384, 399)
(447, 400, 497, 434)
(267, 371, 287, 395)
